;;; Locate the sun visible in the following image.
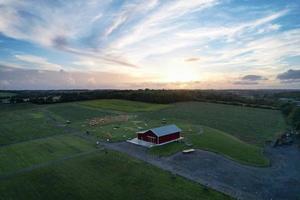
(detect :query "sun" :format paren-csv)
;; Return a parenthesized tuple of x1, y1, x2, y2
(165, 67, 198, 82)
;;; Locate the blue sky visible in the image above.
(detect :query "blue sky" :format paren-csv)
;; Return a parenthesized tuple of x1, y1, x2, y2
(0, 0, 300, 89)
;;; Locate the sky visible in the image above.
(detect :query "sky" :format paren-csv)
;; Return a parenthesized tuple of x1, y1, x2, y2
(0, 0, 300, 90)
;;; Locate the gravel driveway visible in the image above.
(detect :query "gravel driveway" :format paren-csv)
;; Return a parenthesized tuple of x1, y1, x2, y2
(102, 142, 300, 200)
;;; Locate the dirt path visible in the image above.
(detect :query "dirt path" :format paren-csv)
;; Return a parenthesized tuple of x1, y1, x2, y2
(102, 142, 300, 200)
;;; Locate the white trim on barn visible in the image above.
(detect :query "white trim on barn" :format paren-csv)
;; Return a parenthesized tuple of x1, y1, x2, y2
(127, 137, 184, 148)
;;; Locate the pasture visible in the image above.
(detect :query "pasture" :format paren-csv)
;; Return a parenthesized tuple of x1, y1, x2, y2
(0, 134, 93, 176)
(142, 101, 286, 145)
(46, 103, 114, 122)
(0, 150, 231, 200)
(0, 105, 65, 145)
(150, 125, 269, 166)
(0, 92, 16, 97)
(80, 99, 171, 112)
(0, 99, 288, 199)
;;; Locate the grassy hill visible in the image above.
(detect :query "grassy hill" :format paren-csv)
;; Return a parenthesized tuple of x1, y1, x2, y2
(79, 99, 171, 112)
(0, 99, 287, 199)
(0, 150, 231, 200)
(0, 135, 93, 175)
(150, 125, 268, 166)
(0, 105, 65, 145)
(142, 101, 286, 145)
(0, 92, 16, 98)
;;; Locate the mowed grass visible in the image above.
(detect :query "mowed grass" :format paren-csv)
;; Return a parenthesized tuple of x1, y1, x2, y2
(0, 150, 231, 200)
(0, 135, 93, 176)
(0, 105, 66, 145)
(142, 101, 286, 145)
(151, 125, 269, 166)
(80, 99, 171, 112)
(0, 92, 16, 97)
(46, 103, 114, 122)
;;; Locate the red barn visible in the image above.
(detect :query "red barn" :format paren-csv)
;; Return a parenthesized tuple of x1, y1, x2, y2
(137, 124, 181, 145)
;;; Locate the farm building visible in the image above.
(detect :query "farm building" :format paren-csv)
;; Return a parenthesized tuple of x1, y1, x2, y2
(137, 124, 182, 145)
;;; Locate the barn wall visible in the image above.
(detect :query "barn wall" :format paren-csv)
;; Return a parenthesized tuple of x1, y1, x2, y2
(138, 131, 158, 144)
(158, 132, 180, 144)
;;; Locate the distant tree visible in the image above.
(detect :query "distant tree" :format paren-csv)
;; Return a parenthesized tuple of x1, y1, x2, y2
(288, 107, 300, 127)
(280, 103, 295, 116)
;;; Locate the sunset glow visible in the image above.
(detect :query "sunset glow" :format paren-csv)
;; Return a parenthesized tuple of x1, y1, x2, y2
(0, 0, 299, 89)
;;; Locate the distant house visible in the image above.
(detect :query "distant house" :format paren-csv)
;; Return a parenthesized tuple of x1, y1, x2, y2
(137, 124, 181, 145)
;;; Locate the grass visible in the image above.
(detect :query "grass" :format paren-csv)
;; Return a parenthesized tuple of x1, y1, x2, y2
(0, 105, 66, 145)
(0, 100, 283, 166)
(80, 99, 171, 112)
(0, 92, 16, 98)
(150, 124, 269, 166)
(46, 103, 114, 122)
(1, 99, 281, 199)
(0, 103, 39, 112)
(0, 99, 285, 199)
(91, 120, 140, 141)
(0, 150, 231, 200)
(142, 101, 286, 145)
(0, 135, 93, 176)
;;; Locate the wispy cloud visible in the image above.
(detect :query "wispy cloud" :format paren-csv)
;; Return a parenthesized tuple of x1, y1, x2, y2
(0, 64, 144, 90)
(0, 0, 299, 89)
(15, 55, 62, 70)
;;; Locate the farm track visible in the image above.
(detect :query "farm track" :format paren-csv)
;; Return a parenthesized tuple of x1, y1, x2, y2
(102, 141, 300, 200)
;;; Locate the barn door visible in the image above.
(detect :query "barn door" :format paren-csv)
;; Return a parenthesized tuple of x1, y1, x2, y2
(147, 136, 155, 144)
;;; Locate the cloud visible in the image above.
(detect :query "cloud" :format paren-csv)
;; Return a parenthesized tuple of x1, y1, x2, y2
(0, 1, 137, 68)
(241, 75, 268, 81)
(0, 65, 139, 90)
(233, 74, 268, 85)
(185, 57, 200, 62)
(14, 54, 62, 70)
(233, 81, 259, 85)
(0, 1, 299, 89)
(277, 69, 300, 82)
(52, 36, 68, 49)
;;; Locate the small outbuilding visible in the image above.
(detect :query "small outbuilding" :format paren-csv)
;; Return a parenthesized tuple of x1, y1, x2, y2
(137, 124, 181, 145)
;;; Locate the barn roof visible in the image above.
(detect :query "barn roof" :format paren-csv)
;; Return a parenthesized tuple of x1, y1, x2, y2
(149, 124, 181, 137)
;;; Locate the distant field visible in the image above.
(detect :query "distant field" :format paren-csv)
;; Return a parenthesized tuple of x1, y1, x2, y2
(0, 92, 16, 98)
(150, 125, 269, 166)
(0, 105, 66, 145)
(0, 135, 93, 176)
(142, 101, 286, 145)
(0, 103, 38, 112)
(46, 104, 114, 122)
(80, 99, 171, 112)
(0, 150, 231, 200)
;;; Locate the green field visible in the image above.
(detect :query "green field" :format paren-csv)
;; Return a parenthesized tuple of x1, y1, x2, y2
(0, 135, 93, 175)
(150, 125, 269, 166)
(142, 101, 286, 145)
(0, 99, 287, 199)
(0, 106, 66, 145)
(0, 150, 231, 200)
(80, 99, 171, 112)
(0, 92, 16, 98)
(46, 103, 114, 122)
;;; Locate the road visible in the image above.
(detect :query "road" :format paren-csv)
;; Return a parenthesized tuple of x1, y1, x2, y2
(102, 141, 300, 200)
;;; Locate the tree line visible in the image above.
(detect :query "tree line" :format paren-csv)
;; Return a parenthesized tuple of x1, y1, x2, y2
(5, 89, 279, 109)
